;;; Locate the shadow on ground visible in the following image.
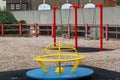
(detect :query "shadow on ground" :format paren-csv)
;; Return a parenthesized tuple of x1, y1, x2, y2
(45, 47, 114, 53)
(77, 47, 114, 53)
(0, 65, 119, 80)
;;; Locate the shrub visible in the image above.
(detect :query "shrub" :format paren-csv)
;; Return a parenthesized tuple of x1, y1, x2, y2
(0, 10, 18, 35)
(0, 10, 18, 24)
(19, 20, 27, 24)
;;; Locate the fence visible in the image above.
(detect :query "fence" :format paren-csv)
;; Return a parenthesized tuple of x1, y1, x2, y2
(0, 23, 120, 40)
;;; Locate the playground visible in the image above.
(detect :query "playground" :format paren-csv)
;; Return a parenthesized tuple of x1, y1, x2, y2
(0, 3, 120, 80)
(0, 36, 120, 80)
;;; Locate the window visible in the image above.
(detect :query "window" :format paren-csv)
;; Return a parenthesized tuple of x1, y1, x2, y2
(22, 4, 27, 10)
(10, 4, 15, 10)
(38, 3, 51, 10)
(61, 3, 73, 9)
(16, 4, 20, 10)
(84, 3, 95, 8)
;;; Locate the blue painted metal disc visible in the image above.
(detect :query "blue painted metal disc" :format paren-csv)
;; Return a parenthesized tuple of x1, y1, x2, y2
(26, 67, 94, 80)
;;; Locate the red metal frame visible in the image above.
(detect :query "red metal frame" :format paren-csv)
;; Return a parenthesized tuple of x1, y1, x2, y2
(69, 4, 103, 51)
(70, 5, 82, 49)
(53, 6, 60, 46)
(0, 23, 120, 39)
(106, 24, 109, 41)
(52, 4, 103, 50)
(1, 24, 4, 36)
(35, 23, 38, 37)
(19, 23, 22, 36)
(96, 4, 103, 51)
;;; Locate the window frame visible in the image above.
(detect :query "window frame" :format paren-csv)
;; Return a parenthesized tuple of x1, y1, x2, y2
(22, 4, 27, 10)
(10, 4, 15, 10)
(16, 4, 21, 10)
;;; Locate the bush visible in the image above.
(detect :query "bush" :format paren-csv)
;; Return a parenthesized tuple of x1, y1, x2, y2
(0, 10, 18, 35)
(0, 10, 18, 24)
(19, 20, 30, 34)
(19, 20, 27, 24)
(117, 0, 120, 6)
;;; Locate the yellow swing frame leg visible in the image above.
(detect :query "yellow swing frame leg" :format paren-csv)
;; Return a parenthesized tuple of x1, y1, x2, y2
(38, 61, 48, 72)
(72, 60, 80, 72)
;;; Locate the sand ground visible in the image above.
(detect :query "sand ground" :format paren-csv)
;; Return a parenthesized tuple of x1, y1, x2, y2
(0, 37, 120, 72)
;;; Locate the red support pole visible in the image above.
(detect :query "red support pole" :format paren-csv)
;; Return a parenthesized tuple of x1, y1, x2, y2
(106, 24, 109, 41)
(1, 24, 4, 37)
(70, 5, 82, 49)
(35, 23, 38, 37)
(19, 23, 22, 36)
(74, 8, 78, 50)
(68, 24, 71, 39)
(85, 24, 88, 39)
(53, 6, 60, 46)
(96, 4, 103, 51)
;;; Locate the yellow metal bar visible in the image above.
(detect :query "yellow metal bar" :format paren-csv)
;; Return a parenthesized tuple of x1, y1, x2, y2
(72, 60, 80, 72)
(44, 43, 54, 50)
(38, 61, 48, 72)
(34, 54, 85, 62)
(35, 58, 83, 62)
(58, 42, 61, 73)
(41, 53, 84, 57)
(44, 49, 74, 52)
(39, 49, 46, 56)
(58, 61, 61, 73)
(43, 49, 59, 52)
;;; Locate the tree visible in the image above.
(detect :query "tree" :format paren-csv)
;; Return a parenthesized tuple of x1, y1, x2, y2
(0, 10, 18, 24)
(0, 10, 18, 35)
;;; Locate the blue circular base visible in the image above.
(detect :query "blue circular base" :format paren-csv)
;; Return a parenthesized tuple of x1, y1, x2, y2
(26, 67, 94, 80)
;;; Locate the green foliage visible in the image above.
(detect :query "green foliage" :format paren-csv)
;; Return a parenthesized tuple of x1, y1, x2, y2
(0, 10, 19, 35)
(19, 20, 30, 34)
(19, 20, 27, 24)
(56, 26, 74, 36)
(56, 26, 67, 36)
(70, 26, 74, 36)
(0, 10, 18, 24)
(117, 0, 120, 5)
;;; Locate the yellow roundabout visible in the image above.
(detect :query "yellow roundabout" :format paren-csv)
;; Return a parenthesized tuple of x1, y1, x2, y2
(34, 42, 85, 74)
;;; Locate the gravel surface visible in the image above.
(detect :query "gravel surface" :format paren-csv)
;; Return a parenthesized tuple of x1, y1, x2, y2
(0, 37, 120, 72)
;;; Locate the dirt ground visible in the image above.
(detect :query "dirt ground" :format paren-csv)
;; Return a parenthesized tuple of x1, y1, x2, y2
(0, 36, 120, 72)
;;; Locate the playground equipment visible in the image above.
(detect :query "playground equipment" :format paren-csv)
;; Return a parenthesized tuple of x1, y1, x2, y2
(52, 4, 103, 51)
(26, 4, 105, 80)
(26, 42, 94, 80)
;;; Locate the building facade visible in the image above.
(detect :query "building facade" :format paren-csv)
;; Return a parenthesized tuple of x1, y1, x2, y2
(6, 0, 31, 11)
(0, 0, 6, 10)
(31, 0, 116, 10)
(6, 0, 117, 11)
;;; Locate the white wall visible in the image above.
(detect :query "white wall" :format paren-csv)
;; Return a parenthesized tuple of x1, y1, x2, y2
(11, 7, 120, 24)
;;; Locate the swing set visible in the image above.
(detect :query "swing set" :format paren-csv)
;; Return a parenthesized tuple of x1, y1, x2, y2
(26, 4, 103, 80)
(53, 4, 103, 51)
